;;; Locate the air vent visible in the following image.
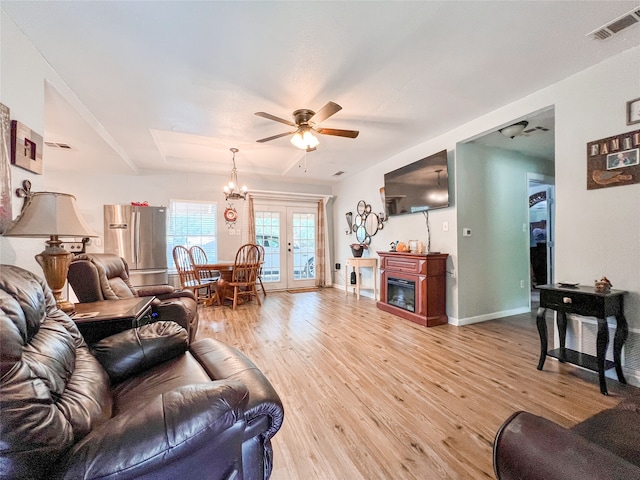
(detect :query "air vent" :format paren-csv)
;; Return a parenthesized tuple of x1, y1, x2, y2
(522, 126, 550, 136)
(587, 7, 640, 40)
(332, 171, 345, 176)
(45, 141, 72, 149)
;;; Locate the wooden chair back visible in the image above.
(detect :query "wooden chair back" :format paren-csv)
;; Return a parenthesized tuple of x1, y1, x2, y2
(255, 243, 267, 297)
(223, 243, 262, 309)
(173, 245, 216, 304)
(189, 245, 208, 265)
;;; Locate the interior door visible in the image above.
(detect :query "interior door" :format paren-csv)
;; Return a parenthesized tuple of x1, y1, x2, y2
(254, 202, 316, 291)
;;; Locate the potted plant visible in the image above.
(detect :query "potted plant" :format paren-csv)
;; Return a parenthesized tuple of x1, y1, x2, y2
(350, 243, 368, 257)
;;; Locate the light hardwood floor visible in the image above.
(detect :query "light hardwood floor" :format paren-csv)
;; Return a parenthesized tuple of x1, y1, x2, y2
(196, 288, 635, 479)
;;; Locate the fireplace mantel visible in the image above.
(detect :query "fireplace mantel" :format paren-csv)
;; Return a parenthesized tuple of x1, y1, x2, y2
(376, 251, 448, 327)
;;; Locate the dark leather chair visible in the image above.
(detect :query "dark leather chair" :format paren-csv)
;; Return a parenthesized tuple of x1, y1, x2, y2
(0, 264, 284, 480)
(493, 393, 640, 479)
(68, 253, 199, 342)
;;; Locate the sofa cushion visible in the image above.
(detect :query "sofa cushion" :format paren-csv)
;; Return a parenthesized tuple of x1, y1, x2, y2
(112, 352, 213, 414)
(572, 408, 640, 468)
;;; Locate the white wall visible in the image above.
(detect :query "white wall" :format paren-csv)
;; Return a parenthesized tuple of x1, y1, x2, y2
(333, 45, 640, 332)
(456, 143, 554, 322)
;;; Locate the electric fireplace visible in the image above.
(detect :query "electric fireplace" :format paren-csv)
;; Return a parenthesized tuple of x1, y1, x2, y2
(377, 251, 448, 327)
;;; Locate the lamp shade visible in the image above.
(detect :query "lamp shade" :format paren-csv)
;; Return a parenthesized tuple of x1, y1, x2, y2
(3, 192, 97, 238)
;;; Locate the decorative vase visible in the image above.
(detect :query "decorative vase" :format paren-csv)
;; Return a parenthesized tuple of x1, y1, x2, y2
(350, 244, 364, 257)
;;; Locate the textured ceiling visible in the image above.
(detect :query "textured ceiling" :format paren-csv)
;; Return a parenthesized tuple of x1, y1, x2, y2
(3, 1, 638, 183)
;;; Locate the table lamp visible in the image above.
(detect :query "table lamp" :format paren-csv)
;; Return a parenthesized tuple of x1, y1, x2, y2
(3, 191, 97, 313)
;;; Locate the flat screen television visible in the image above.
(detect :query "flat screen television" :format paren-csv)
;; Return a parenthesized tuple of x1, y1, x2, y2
(383, 149, 449, 216)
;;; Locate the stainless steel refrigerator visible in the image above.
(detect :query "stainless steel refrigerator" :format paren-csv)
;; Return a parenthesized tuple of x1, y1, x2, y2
(104, 205, 168, 287)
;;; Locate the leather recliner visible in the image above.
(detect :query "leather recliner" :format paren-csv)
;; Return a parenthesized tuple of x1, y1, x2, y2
(0, 264, 284, 480)
(68, 253, 199, 342)
(493, 394, 640, 479)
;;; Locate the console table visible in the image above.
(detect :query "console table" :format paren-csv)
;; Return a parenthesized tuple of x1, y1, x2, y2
(73, 296, 155, 344)
(536, 284, 628, 395)
(377, 251, 448, 327)
(345, 257, 377, 300)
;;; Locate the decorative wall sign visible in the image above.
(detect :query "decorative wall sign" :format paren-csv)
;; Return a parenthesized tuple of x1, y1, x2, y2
(10, 120, 43, 174)
(223, 205, 238, 228)
(0, 103, 11, 233)
(587, 128, 640, 190)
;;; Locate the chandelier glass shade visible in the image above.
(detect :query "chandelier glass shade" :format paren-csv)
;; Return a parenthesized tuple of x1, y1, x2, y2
(290, 127, 319, 151)
(223, 148, 248, 201)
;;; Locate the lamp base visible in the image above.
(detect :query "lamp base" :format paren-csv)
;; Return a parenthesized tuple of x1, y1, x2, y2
(35, 235, 75, 314)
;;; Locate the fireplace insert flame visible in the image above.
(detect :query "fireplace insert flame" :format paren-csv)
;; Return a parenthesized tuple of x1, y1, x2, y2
(387, 277, 415, 312)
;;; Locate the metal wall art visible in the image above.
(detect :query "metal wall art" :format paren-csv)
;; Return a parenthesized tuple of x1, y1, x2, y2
(345, 199, 386, 244)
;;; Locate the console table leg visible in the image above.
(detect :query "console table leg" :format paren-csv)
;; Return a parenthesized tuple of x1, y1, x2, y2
(613, 314, 628, 384)
(557, 312, 567, 362)
(596, 317, 610, 395)
(536, 307, 548, 370)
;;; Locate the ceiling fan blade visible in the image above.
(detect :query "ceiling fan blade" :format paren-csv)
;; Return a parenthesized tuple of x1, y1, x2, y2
(316, 127, 359, 139)
(309, 101, 342, 125)
(256, 131, 297, 143)
(255, 111, 296, 127)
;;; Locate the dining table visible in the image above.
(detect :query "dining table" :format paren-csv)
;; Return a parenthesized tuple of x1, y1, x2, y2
(193, 261, 234, 306)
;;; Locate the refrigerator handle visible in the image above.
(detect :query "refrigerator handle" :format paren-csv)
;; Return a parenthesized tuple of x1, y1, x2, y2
(133, 210, 140, 265)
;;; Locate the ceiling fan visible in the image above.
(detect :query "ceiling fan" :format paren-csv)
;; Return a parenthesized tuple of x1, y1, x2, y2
(255, 101, 359, 152)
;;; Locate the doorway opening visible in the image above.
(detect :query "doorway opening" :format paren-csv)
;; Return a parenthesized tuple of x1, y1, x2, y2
(528, 174, 555, 306)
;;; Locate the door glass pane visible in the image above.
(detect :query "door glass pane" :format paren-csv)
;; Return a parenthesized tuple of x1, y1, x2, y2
(292, 213, 315, 280)
(255, 211, 281, 282)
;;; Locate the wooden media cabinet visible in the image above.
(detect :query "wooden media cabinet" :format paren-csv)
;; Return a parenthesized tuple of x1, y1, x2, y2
(376, 251, 448, 327)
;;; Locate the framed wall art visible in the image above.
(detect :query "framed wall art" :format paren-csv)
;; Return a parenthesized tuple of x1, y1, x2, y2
(587, 128, 640, 190)
(627, 97, 640, 126)
(11, 120, 43, 174)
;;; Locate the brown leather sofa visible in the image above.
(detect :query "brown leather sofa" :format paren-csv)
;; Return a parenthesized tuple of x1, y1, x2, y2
(68, 253, 199, 342)
(493, 393, 640, 479)
(0, 264, 284, 479)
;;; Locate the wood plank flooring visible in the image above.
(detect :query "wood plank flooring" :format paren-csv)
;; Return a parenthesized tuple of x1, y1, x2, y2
(196, 288, 636, 479)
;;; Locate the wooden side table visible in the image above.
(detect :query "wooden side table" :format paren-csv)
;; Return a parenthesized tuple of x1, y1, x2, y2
(345, 257, 377, 300)
(536, 284, 628, 395)
(73, 296, 155, 344)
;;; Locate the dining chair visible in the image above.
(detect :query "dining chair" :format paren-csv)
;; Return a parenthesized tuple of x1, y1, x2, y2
(255, 243, 267, 297)
(189, 245, 220, 282)
(172, 245, 220, 306)
(223, 243, 261, 310)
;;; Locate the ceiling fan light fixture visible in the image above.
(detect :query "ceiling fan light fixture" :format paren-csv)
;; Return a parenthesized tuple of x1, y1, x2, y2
(290, 128, 319, 150)
(223, 147, 248, 201)
(499, 120, 529, 139)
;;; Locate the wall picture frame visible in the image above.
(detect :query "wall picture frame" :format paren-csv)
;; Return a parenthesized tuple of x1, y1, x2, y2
(10, 120, 43, 175)
(627, 97, 640, 126)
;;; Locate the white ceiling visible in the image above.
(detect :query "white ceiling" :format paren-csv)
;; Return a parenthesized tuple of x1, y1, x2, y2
(3, 1, 638, 184)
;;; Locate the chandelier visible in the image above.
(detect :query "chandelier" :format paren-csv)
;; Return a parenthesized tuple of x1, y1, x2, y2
(223, 148, 248, 201)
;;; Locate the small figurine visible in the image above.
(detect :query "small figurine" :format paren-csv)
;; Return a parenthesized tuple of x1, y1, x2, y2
(594, 276, 612, 293)
(390, 241, 397, 252)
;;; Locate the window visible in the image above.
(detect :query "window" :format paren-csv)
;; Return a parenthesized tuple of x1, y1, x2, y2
(167, 200, 217, 272)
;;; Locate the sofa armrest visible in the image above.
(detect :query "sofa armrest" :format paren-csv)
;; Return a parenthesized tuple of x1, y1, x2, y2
(494, 411, 640, 480)
(59, 381, 249, 480)
(189, 339, 284, 441)
(137, 284, 196, 301)
(91, 321, 188, 383)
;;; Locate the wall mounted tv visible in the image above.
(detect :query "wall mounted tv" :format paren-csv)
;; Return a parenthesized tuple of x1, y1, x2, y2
(383, 149, 449, 216)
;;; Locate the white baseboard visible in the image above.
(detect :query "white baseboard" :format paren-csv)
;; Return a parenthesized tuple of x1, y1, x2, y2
(453, 306, 531, 326)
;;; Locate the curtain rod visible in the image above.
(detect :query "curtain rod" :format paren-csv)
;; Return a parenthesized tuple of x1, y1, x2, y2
(249, 190, 333, 200)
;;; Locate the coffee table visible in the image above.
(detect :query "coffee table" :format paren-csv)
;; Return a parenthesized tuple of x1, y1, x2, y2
(72, 296, 155, 344)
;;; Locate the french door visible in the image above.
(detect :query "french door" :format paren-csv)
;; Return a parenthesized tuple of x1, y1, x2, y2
(254, 203, 317, 290)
